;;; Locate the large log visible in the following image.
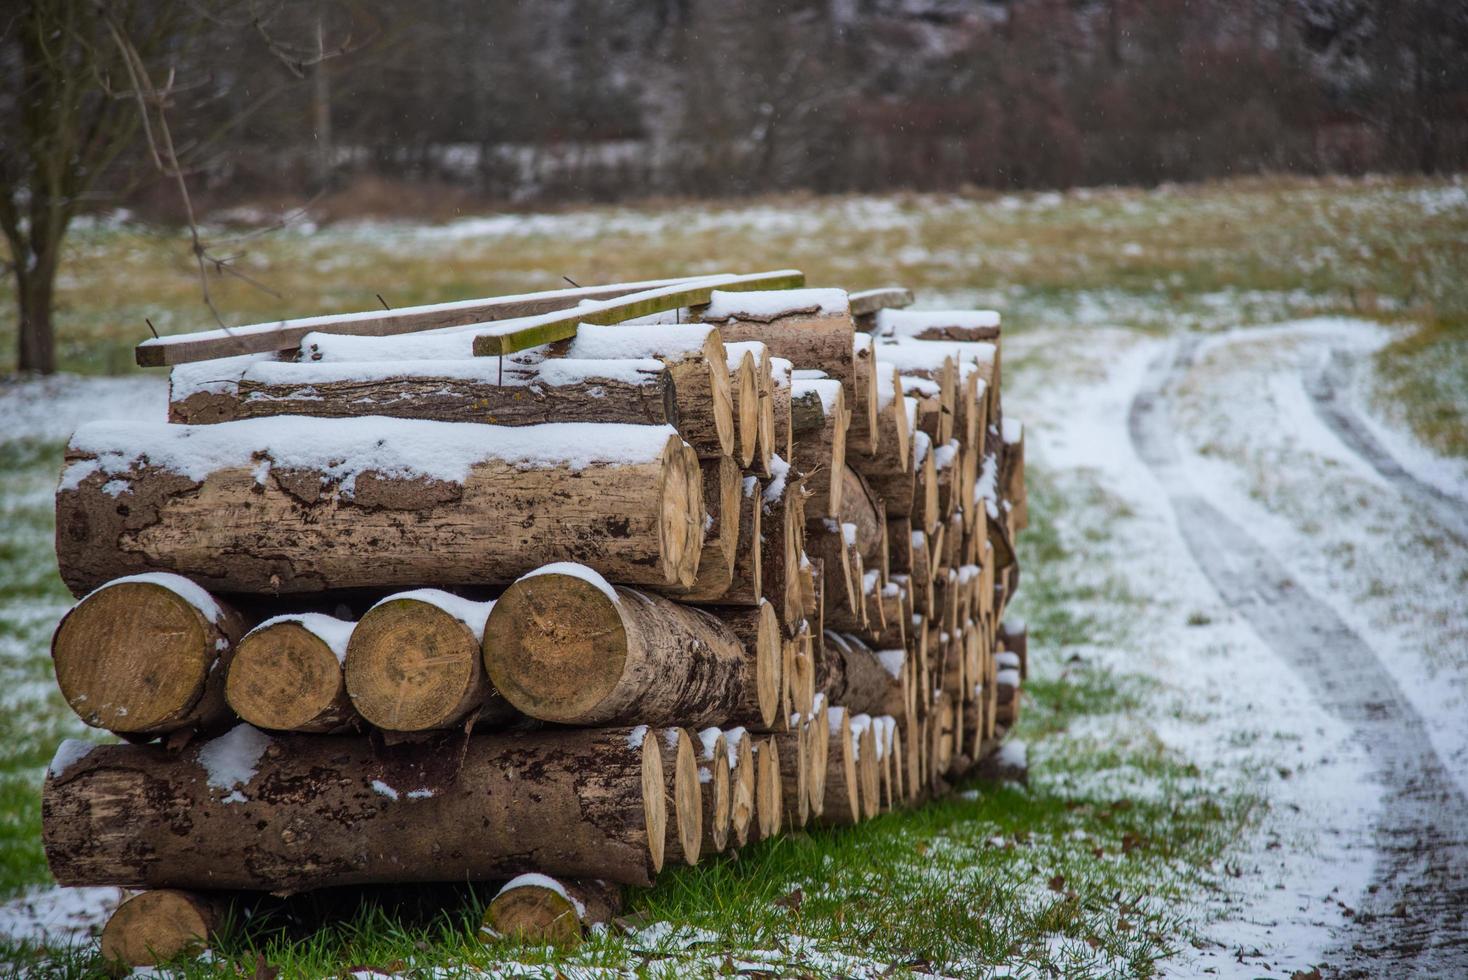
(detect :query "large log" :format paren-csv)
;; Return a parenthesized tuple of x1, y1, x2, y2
(166, 355, 707, 445)
(347, 590, 509, 733)
(484, 874, 622, 946)
(44, 725, 671, 889)
(51, 574, 247, 737)
(564, 323, 737, 458)
(57, 419, 704, 595)
(226, 613, 358, 733)
(701, 289, 856, 400)
(483, 566, 777, 729)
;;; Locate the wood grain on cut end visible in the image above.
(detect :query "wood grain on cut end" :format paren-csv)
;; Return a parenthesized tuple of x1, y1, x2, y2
(101, 890, 217, 967)
(729, 735, 756, 848)
(485, 877, 622, 946)
(755, 737, 783, 840)
(641, 732, 667, 874)
(483, 574, 627, 725)
(227, 621, 354, 733)
(51, 581, 236, 735)
(346, 599, 487, 732)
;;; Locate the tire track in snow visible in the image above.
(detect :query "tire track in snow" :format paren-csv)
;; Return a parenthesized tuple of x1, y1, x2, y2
(1305, 348, 1468, 545)
(1129, 336, 1468, 977)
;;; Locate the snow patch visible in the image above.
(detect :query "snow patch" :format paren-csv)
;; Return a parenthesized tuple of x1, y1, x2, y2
(252, 612, 355, 664)
(516, 563, 619, 604)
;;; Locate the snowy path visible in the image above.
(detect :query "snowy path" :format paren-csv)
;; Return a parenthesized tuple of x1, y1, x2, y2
(1130, 332, 1468, 976)
(1305, 348, 1468, 544)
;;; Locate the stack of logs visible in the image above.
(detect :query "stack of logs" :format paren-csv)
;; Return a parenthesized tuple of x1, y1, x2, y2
(42, 272, 1029, 967)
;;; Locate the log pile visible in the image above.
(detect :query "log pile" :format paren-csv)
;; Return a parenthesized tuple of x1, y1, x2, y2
(42, 273, 1030, 965)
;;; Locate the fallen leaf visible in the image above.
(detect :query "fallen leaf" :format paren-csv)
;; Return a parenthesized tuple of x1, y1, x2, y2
(774, 887, 803, 912)
(1047, 874, 1066, 892)
(1290, 969, 1322, 980)
(253, 954, 280, 980)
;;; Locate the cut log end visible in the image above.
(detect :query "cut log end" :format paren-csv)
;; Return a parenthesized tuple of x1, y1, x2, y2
(484, 574, 627, 725)
(346, 599, 484, 732)
(673, 729, 703, 866)
(729, 735, 756, 848)
(659, 437, 705, 588)
(100, 890, 215, 968)
(52, 580, 227, 735)
(641, 731, 666, 874)
(227, 621, 348, 733)
(485, 877, 622, 947)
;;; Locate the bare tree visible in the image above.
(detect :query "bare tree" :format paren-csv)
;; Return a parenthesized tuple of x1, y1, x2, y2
(0, 1, 183, 374)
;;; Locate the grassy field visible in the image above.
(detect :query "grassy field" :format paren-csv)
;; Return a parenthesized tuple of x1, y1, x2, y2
(0, 175, 1463, 976)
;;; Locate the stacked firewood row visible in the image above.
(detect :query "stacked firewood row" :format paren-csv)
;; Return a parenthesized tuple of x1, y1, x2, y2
(41, 273, 1029, 965)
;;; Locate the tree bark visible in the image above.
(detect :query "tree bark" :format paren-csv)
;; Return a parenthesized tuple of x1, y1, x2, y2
(51, 576, 247, 737)
(694, 729, 731, 855)
(483, 571, 776, 729)
(816, 707, 860, 826)
(705, 310, 856, 407)
(773, 725, 809, 829)
(57, 424, 704, 595)
(44, 726, 669, 890)
(790, 380, 848, 519)
(817, 633, 907, 719)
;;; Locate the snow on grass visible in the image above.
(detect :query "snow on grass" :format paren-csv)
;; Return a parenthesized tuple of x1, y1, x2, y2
(0, 885, 122, 947)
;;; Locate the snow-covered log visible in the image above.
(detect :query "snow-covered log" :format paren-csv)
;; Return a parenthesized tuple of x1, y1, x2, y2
(484, 875, 623, 945)
(817, 707, 860, 826)
(56, 419, 705, 595)
(874, 309, 1000, 343)
(790, 378, 849, 519)
(701, 289, 857, 403)
(818, 633, 908, 719)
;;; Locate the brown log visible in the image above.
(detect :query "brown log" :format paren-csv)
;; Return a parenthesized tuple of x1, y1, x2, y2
(816, 632, 907, 719)
(902, 718, 923, 804)
(672, 456, 741, 600)
(226, 614, 358, 734)
(817, 707, 860, 826)
(774, 725, 810, 829)
(652, 728, 703, 868)
(51, 575, 247, 737)
(701, 290, 856, 403)
(346, 591, 507, 733)
(753, 736, 783, 840)
(100, 890, 221, 968)
(727, 729, 756, 847)
(57, 421, 705, 595)
(805, 698, 830, 819)
(695, 729, 732, 855)
(874, 309, 1000, 344)
(759, 467, 807, 629)
(854, 718, 881, 820)
(727, 348, 761, 469)
(999, 619, 1028, 681)
(1001, 419, 1027, 532)
(839, 468, 885, 569)
(484, 569, 775, 729)
(683, 473, 762, 605)
(806, 522, 858, 626)
(790, 379, 848, 520)
(484, 875, 622, 946)
(564, 323, 738, 459)
(849, 334, 880, 455)
(44, 726, 670, 889)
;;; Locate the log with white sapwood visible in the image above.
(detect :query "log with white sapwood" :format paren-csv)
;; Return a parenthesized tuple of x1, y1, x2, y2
(484, 874, 622, 945)
(650, 728, 703, 868)
(483, 569, 777, 729)
(226, 613, 359, 734)
(56, 419, 705, 595)
(346, 591, 511, 733)
(44, 726, 676, 889)
(51, 574, 247, 737)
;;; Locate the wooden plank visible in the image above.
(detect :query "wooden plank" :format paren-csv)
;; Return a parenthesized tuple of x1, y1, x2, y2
(134, 274, 727, 368)
(471, 270, 805, 357)
(849, 287, 914, 318)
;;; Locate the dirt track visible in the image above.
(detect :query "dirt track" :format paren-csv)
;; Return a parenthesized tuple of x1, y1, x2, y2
(1129, 336, 1468, 976)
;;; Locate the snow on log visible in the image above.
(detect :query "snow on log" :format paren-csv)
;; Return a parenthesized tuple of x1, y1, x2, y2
(650, 728, 703, 868)
(482, 567, 777, 729)
(484, 875, 622, 945)
(51, 574, 247, 737)
(848, 287, 914, 320)
(695, 728, 731, 855)
(226, 613, 359, 733)
(44, 726, 672, 890)
(874, 309, 1000, 343)
(701, 288, 857, 403)
(56, 418, 705, 595)
(727, 728, 756, 847)
(818, 632, 908, 719)
(565, 323, 736, 457)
